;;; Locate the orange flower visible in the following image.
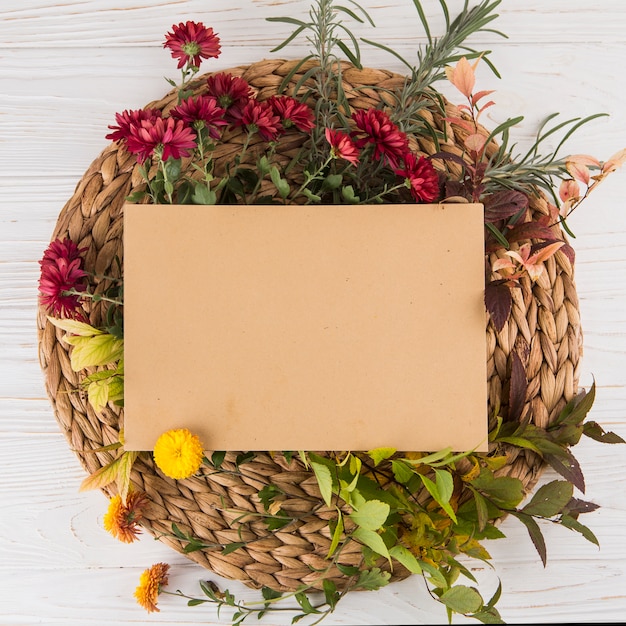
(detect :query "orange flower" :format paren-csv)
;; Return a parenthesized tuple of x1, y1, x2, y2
(134, 562, 170, 613)
(103, 491, 148, 543)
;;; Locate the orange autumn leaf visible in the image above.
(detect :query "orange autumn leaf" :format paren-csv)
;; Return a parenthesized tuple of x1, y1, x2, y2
(445, 56, 476, 99)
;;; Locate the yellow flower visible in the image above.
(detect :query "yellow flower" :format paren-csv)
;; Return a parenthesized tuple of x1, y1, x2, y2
(134, 562, 170, 613)
(103, 491, 148, 543)
(153, 428, 204, 480)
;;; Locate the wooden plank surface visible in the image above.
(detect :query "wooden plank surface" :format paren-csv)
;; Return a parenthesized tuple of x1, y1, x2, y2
(1, 1, 625, 624)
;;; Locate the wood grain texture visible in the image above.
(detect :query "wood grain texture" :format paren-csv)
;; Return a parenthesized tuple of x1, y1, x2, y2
(1, 1, 625, 623)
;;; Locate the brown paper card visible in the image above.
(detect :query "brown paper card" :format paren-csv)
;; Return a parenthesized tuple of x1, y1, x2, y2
(123, 202, 487, 452)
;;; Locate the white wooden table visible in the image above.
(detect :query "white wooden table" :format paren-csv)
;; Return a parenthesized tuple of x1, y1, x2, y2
(1, 1, 625, 624)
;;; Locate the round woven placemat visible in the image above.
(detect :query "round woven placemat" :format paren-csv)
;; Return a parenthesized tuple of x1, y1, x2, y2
(37, 59, 582, 592)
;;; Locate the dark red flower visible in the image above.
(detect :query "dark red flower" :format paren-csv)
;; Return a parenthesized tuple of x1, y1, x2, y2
(126, 117, 197, 164)
(39, 239, 87, 319)
(171, 95, 227, 139)
(163, 21, 221, 69)
(267, 96, 315, 133)
(239, 100, 281, 142)
(105, 108, 162, 143)
(394, 153, 440, 202)
(205, 72, 252, 122)
(40, 238, 86, 267)
(351, 109, 409, 167)
(325, 128, 359, 165)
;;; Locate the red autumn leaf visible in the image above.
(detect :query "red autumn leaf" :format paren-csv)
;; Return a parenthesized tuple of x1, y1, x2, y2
(506, 221, 560, 244)
(508, 352, 527, 422)
(484, 190, 529, 223)
(485, 279, 513, 332)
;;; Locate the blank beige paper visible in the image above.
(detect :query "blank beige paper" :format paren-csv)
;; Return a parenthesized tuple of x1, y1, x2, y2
(123, 203, 487, 452)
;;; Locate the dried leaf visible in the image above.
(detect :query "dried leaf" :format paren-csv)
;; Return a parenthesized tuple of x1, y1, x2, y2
(507, 352, 527, 422)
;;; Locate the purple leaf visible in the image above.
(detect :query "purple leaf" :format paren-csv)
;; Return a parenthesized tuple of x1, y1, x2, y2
(485, 279, 513, 332)
(483, 190, 529, 223)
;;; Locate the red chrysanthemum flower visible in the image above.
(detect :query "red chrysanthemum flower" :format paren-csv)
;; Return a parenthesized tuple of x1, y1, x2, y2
(105, 108, 162, 143)
(205, 72, 252, 122)
(351, 108, 409, 167)
(239, 99, 281, 142)
(40, 237, 86, 267)
(39, 238, 87, 319)
(126, 117, 197, 164)
(267, 96, 315, 133)
(394, 153, 440, 202)
(163, 21, 221, 69)
(325, 128, 360, 165)
(171, 95, 228, 140)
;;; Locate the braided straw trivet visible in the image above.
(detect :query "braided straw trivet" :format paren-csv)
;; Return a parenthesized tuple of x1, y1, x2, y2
(37, 59, 582, 592)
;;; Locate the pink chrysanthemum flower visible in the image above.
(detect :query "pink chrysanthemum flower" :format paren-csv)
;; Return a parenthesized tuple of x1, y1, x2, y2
(126, 117, 197, 164)
(239, 99, 281, 142)
(205, 72, 252, 122)
(105, 108, 162, 143)
(38, 238, 87, 319)
(171, 95, 228, 140)
(325, 128, 360, 165)
(351, 108, 409, 167)
(394, 153, 440, 202)
(267, 96, 315, 133)
(163, 21, 221, 69)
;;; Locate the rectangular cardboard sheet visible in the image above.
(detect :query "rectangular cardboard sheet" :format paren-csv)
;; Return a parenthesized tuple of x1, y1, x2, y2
(123, 203, 487, 452)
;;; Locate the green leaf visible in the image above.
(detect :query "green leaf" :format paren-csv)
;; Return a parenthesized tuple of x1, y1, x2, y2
(309, 459, 334, 507)
(322, 579, 339, 610)
(391, 459, 414, 484)
(323, 173, 343, 190)
(368, 447, 396, 466)
(295, 591, 320, 614)
(389, 545, 422, 574)
(301, 188, 321, 203)
(522, 480, 574, 517)
(341, 185, 359, 203)
(192, 183, 216, 205)
(439, 585, 484, 615)
(349, 499, 390, 531)
(470, 470, 525, 508)
(327, 509, 344, 557)
(222, 542, 246, 555)
(420, 473, 457, 523)
(352, 527, 390, 562)
(554, 382, 596, 427)
(117, 450, 138, 503)
(270, 166, 290, 199)
(559, 514, 600, 546)
(403, 447, 452, 466)
(209, 450, 226, 469)
(583, 421, 626, 444)
(353, 567, 391, 591)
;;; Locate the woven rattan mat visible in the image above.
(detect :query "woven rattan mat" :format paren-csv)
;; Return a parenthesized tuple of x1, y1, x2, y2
(37, 59, 582, 592)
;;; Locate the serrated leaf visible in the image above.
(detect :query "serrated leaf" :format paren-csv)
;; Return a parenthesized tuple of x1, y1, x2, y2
(368, 447, 396, 466)
(87, 379, 110, 413)
(353, 567, 391, 591)
(560, 514, 600, 546)
(512, 512, 547, 566)
(522, 480, 573, 517)
(545, 449, 586, 493)
(484, 280, 512, 332)
(349, 499, 390, 531)
(421, 472, 457, 523)
(440, 585, 484, 614)
(68, 333, 124, 371)
(583, 421, 626, 444)
(389, 545, 422, 574)
(483, 190, 528, 223)
(391, 459, 414, 484)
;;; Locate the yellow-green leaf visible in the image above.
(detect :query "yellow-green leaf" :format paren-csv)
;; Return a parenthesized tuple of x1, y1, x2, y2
(87, 379, 110, 413)
(352, 527, 390, 564)
(367, 447, 396, 466)
(69, 333, 124, 371)
(327, 509, 344, 558)
(389, 545, 422, 574)
(79, 455, 123, 492)
(117, 451, 138, 503)
(47, 317, 103, 337)
(349, 499, 390, 531)
(310, 459, 334, 507)
(440, 585, 483, 614)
